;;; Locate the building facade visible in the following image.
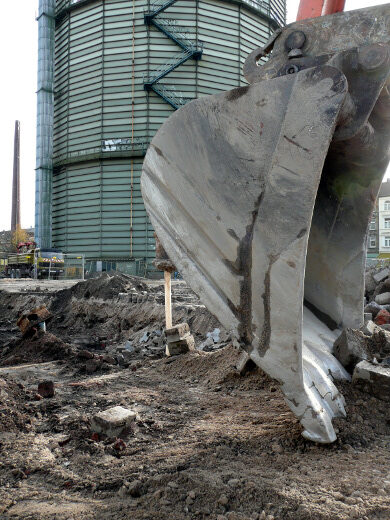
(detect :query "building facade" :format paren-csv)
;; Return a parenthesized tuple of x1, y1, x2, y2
(367, 206, 379, 259)
(365, 179, 390, 261)
(378, 179, 390, 257)
(36, 0, 285, 275)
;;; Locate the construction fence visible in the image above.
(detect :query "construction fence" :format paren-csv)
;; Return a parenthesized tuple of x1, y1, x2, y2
(0, 252, 171, 280)
(84, 258, 161, 279)
(38, 255, 157, 280)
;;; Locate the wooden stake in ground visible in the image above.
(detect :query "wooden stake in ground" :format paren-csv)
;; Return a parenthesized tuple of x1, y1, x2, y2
(153, 234, 175, 330)
(164, 270, 172, 329)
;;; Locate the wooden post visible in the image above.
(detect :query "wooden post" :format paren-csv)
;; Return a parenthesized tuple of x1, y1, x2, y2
(164, 270, 172, 329)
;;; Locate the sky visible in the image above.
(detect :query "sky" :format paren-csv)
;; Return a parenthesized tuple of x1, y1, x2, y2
(0, 0, 388, 232)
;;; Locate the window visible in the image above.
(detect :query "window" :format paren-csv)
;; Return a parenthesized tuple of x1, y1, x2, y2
(369, 219, 376, 230)
(385, 201, 390, 210)
(385, 218, 390, 229)
(369, 237, 376, 248)
(385, 237, 390, 247)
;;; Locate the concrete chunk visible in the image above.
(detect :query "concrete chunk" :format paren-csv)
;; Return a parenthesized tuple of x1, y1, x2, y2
(352, 360, 390, 401)
(166, 335, 195, 356)
(365, 272, 376, 293)
(333, 329, 368, 371)
(364, 301, 382, 318)
(91, 406, 136, 437)
(360, 320, 380, 336)
(364, 312, 372, 323)
(207, 328, 221, 343)
(373, 268, 389, 284)
(165, 322, 190, 343)
(375, 292, 390, 305)
(236, 351, 250, 374)
(371, 329, 390, 356)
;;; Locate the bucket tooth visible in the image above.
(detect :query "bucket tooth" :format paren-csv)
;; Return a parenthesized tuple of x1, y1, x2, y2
(142, 5, 390, 443)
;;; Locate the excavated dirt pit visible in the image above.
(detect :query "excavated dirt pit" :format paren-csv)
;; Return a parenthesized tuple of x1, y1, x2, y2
(0, 274, 389, 520)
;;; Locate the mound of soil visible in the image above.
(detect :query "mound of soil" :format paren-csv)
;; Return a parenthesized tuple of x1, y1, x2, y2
(160, 345, 271, 389)
(51, 273, 149, 313)
(334, 381, 390, 448)
(0, 332, 74, 367)
(0, 377, 31, 432)
(63, 299, 219, 348)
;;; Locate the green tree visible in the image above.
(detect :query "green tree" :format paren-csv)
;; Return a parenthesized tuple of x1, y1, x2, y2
(11, 228, 29, 251)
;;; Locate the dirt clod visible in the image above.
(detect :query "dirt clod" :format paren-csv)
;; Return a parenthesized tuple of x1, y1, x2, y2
(37, 380, 55, 398)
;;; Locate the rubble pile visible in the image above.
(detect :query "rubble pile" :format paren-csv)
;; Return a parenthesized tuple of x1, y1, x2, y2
(49, 274, 226, 348)
(0, 274, 230, 372)
(330, 264, 390, 401)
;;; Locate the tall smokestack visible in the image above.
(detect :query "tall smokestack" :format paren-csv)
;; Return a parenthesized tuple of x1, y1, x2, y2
(11, 120, 21, 233)
(35, 0, 55, 249)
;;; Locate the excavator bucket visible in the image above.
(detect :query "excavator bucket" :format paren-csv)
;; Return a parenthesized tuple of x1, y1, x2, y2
(141, 4, 390, 443)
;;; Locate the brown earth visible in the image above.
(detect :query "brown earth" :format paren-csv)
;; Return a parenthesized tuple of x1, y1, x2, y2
(0, 275, 389, 520)
(0, 333, 74, 367)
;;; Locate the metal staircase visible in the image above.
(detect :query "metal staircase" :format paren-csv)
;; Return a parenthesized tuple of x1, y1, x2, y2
(144, 0, 203, 109)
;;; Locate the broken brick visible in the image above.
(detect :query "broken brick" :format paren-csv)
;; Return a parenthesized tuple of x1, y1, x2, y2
(374, 309, 390, 325)
(113, 438, 126, 452)
(37, 380, 55, 398)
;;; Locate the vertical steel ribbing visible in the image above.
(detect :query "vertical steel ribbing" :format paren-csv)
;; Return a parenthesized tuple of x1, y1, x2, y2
(35, 0, 55, 249)
(100, 2, 105, 259)
(48, 0, 284, 270)
(130, 0, 135, 258)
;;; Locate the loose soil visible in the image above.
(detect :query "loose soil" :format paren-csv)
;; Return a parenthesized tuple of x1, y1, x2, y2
(0, 274, 389, 520)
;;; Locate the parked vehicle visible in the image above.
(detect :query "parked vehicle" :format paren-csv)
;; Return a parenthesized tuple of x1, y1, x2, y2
(6, 242, 64, 279)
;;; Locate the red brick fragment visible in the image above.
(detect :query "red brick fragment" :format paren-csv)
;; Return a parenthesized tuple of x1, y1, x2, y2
(113, 438, 126, 452)
(374, 309, 390, 325)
